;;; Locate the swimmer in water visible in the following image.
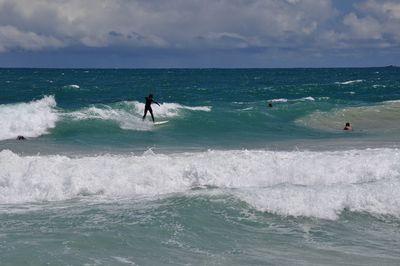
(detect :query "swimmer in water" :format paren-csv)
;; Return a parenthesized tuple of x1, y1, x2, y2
(343, 122, 352, 131)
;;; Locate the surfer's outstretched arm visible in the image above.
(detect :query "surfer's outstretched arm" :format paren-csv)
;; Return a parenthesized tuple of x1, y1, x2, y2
(153, 100, 160, 106)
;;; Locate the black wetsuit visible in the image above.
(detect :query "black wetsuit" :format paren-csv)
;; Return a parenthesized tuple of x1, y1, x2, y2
(143, 97, 159, 122)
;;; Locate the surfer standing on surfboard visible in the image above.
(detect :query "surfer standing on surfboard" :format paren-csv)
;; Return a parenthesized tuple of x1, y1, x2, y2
(142, 94, 160, 122)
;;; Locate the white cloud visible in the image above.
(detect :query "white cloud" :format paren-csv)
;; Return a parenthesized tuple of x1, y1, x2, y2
(340, 0, 400, 45)
(343, 13, 382, 40)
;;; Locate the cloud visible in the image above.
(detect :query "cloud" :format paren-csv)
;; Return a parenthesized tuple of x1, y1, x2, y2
(0, 25, 64, 52)
(339, 0, 400, 47)
(343, 13, 382, 40)
(0, 0, 337, 52)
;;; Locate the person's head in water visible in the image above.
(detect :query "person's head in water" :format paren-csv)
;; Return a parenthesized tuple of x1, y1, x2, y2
(343, 122, 352, 130)
(268, 102, 273, 108)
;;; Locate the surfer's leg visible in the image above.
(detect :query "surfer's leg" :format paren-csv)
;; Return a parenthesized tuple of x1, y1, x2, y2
(142, 108, 148, 120)
(149, 108, 155, 122)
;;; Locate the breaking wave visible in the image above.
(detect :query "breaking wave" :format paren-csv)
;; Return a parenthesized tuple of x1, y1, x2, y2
(1, 148, 400, 219)
(0, 96, 59, 141)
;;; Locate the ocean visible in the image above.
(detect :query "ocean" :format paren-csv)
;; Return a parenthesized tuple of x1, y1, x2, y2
(1, 68, 400, 265)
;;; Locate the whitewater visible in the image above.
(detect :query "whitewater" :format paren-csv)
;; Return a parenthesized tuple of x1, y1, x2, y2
(1, 148, 400, 220)
(1, 68, 400, 265)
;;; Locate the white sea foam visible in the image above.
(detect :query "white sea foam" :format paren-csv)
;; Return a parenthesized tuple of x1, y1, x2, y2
(1, 148, 400, 219)
(0, 96, 59, 140)
(372, 84, 386, 88)
(237, 180, 400, 220)
(64, 84, 80, 89)
(335, 80, 364, 85)
(67, 101, 211, 130)
(269, 98, 288, 103)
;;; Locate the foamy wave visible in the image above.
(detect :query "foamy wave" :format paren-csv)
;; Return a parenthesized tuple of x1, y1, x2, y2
(0, 96, 59, 140)
(237, 180, 400, 220)
(67, 101, 211, 130)
(269, 96, 316, 103)
(270, 98, 288, 103)
(335, 80, 364, 85)
(1, 148, 400, 219)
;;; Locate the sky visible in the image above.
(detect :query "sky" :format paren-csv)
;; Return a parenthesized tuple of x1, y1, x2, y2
(0, 0, 399, 68)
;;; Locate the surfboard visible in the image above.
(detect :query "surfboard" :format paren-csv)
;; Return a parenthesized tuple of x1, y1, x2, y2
(154, 120, 169, 125)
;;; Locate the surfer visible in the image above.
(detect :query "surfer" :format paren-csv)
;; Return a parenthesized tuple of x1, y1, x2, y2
(142, 94, 160, 122)
(343, 122, 352, 131)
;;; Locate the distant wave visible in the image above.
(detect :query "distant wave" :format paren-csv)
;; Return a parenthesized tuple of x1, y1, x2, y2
(269, 96, 317, 103)
(63, 84, 80, 89)
(239, 107, 254, 111)
(335, 80, 364, 85)
(300, 96, 315, 101)
(1, 148, 400, 220)
(269, 98, 288, 103)
(372, 84, 386, 88)
(0, 96, 59, 141)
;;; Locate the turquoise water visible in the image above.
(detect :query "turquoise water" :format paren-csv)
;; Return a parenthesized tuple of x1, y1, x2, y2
(1, 68, 400, 265)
